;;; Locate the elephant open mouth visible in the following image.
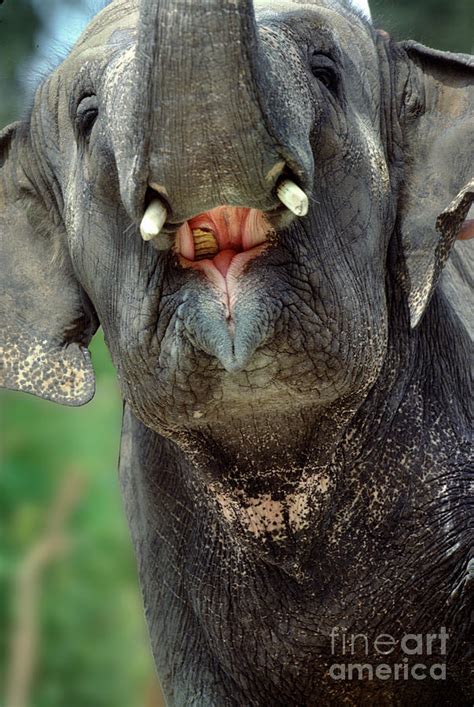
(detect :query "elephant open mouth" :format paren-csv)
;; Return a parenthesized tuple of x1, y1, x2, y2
(173, 206, 276, 312)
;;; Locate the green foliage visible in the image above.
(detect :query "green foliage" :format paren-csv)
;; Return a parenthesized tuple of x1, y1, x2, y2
(0, 0, 41, 126)
(373, 0, 473, 53)
(0, 334, 155, 707)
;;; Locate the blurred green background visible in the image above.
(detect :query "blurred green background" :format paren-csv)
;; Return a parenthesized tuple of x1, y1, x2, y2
(0, 1, 472, 706)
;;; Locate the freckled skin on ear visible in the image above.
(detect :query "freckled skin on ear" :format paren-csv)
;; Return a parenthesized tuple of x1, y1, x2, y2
(0, 122, 97, 405)
(1, 0, 473, 704)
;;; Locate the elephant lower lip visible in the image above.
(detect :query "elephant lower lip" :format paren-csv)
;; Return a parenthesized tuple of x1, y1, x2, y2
(177, 243, 270, 315)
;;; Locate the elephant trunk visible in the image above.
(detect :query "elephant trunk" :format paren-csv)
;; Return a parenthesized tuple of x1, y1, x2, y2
(125, 0, 309, 223)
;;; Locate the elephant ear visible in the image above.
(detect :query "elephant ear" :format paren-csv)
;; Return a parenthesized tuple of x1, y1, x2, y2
(395, 41, 473, 327)
(0, 122, 97, 405)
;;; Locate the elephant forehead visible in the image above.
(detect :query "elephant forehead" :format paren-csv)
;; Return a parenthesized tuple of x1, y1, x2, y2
(254, 0, 375, 57)
(70, 2, 139, 54)
(65, 0, 373, 61)
(254, 0, 371, 21)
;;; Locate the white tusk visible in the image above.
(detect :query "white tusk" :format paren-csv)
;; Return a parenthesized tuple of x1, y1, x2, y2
(276, 179, 309, 217)
(140, 199, 168, 241)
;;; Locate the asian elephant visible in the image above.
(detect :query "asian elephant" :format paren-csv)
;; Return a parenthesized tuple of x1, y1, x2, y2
(1, 0, 473, 704)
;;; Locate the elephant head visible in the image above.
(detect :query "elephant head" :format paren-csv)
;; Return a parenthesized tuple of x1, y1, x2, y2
(0, 0, 472, 437)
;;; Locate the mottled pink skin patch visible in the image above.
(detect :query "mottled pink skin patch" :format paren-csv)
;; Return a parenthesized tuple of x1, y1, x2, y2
(458, 218, 474, 240)
(175, 206, 272, 316)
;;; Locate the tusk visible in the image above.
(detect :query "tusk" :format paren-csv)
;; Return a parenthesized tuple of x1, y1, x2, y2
(140, 199, 168, 241)
(276, 180, 309, 217)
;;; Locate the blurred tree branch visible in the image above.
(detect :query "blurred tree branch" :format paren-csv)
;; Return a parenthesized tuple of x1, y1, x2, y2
(145, 677, 166, 707)
(5, 472, 85, 707)
(0, 0, 84, 126)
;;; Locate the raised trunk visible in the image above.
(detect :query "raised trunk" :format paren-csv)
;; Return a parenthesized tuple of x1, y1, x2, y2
(126, 0, 310, 222)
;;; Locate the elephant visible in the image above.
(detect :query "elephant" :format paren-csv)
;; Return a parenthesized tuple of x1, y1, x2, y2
(1, 0, 473, 703)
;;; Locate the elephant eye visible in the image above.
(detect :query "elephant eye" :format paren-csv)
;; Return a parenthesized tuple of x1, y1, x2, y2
(310, 52, 339, 93)
(76, 95, 99, 139)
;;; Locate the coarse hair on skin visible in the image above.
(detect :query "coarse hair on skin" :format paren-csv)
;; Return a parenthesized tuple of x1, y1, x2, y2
(255, 0, 372, 26)
(20, 1, 113, 125)
(332, 0, 372, 24)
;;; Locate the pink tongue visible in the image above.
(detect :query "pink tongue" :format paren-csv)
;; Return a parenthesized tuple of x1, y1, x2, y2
(213, 250, 236, 277)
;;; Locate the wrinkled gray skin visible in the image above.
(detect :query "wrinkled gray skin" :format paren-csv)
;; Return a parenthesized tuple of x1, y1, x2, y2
(1, 0, 473, 704)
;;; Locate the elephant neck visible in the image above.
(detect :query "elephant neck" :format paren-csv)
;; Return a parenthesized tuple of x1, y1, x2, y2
(165, 291, 469, 577)
(174, 398, 361, 494)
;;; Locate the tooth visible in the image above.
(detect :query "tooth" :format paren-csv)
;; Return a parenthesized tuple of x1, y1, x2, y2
(192, 228, 219, 260)
(140, 199, 168, 241)
(276, 179, 309, 217)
